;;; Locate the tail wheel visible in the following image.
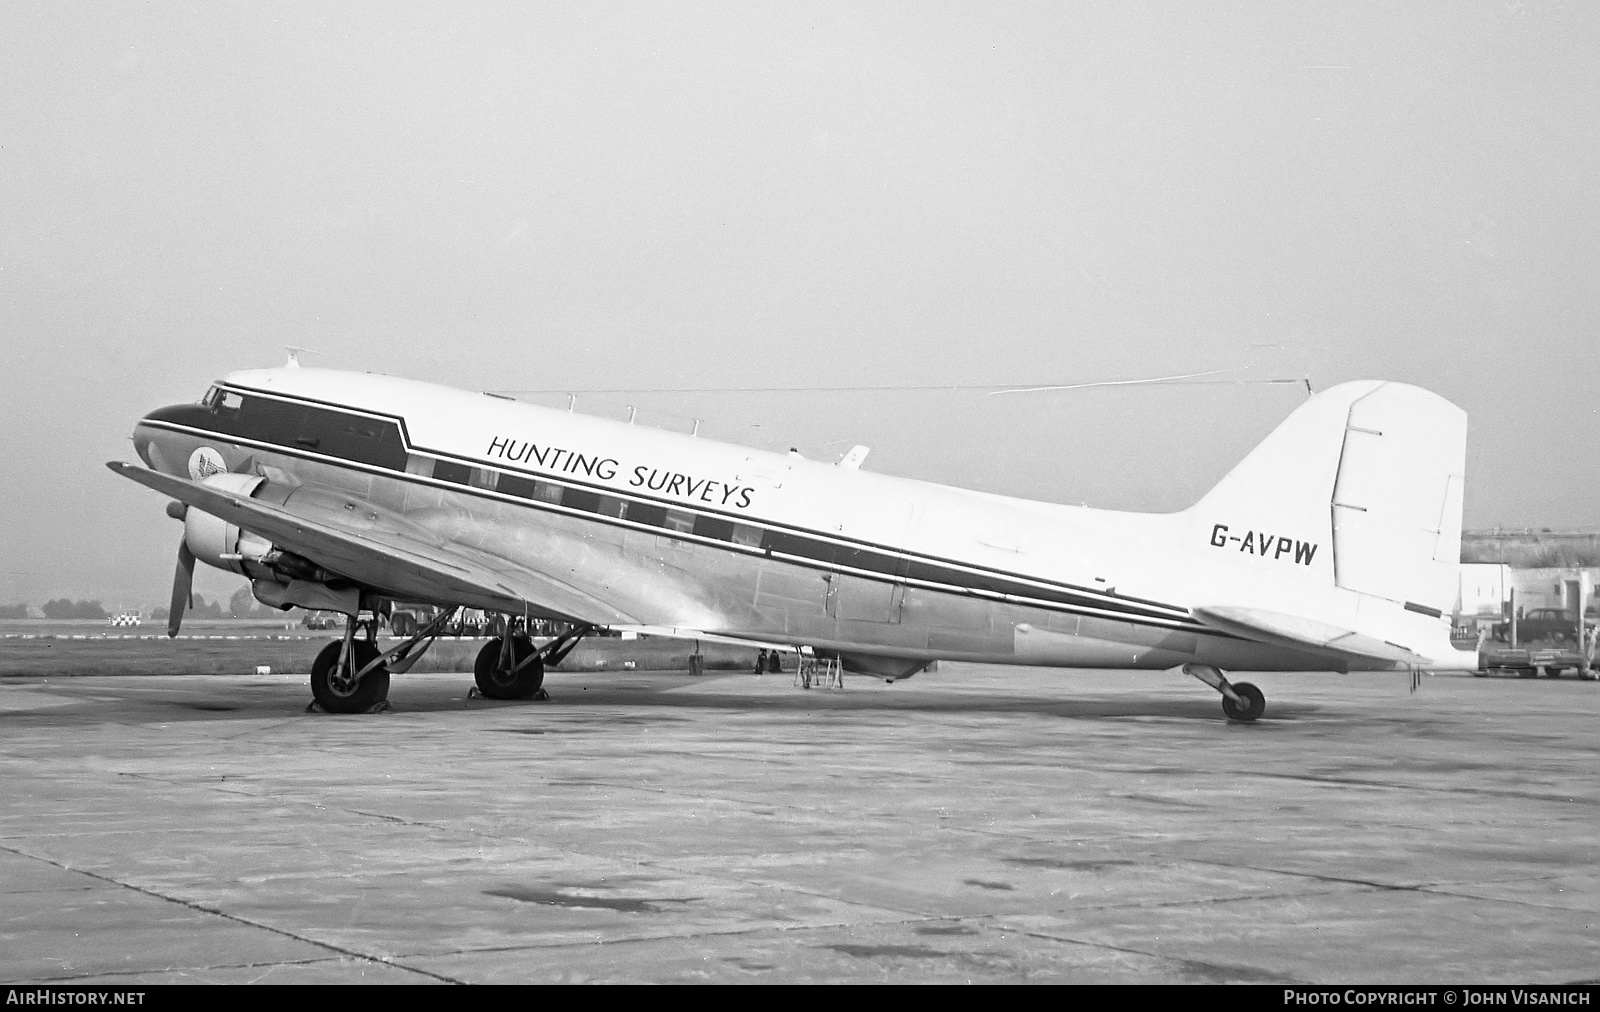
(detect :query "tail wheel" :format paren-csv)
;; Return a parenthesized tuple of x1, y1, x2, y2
(474, 637, 544, 700)
(310, 641, 390, 714)
(1221, 681, 1266, 722)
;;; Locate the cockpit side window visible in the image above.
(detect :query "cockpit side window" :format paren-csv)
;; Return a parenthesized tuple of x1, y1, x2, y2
(201, 386, 221, 408)
(218, 391, 243, 411)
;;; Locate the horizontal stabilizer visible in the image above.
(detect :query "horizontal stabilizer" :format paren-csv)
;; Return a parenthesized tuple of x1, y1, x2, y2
(1192, 605, 1427, 665)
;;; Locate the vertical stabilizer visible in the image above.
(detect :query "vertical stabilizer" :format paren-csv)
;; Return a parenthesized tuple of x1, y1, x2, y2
(1186, 381, 1380, 586)
(1188, 381, 1467, 617)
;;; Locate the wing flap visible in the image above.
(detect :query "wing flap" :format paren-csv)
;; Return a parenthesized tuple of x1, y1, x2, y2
(108, 462, 635, 625)
(1192, 605, 1426, 665)
(611, 624, 801, 654)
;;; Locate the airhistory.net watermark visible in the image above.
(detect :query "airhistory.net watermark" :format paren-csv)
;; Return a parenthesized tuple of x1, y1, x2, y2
(5, 993, 145, 1006)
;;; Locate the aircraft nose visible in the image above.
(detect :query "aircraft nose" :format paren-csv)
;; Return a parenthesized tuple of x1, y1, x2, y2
(132, 401, 205, 473)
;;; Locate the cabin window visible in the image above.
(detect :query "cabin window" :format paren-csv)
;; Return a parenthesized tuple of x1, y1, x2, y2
(693, 516, 735, 542)
(662, 509, 695, 534)
(595, 496, 627, 518)
(405, 455, 435, 478)
(628, 503, 667, 528)
(561, 488, 601, 513)
(433, 460, 471, 485)
(730, 524, 763, 549)
(468, 467, 497, 490)
(497, 473, 538, 498)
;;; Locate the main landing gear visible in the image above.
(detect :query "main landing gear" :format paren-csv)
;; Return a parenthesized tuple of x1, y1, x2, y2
(310, 607, 457, 714)
(473, 621, 593, 701)
(1183, 663, 1266, 722)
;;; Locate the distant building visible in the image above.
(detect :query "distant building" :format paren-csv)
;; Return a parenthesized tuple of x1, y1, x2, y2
(1456, 530, 1599, 623)
(1461, 529, 1600, 568)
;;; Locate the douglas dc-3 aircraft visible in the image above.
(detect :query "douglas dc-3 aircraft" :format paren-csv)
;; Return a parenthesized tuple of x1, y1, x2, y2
(109, 365, 1476, 719)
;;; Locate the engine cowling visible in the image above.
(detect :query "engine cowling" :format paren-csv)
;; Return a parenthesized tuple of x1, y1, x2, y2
(182, 472, 274, 575)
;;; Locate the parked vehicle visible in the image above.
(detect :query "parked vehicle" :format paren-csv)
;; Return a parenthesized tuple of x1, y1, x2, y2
(1492, 608, 1581, 644)
(387, 605, 504, 637)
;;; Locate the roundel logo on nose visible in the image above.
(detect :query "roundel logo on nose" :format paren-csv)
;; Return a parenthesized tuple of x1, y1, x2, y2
(187, 447, 227, 481)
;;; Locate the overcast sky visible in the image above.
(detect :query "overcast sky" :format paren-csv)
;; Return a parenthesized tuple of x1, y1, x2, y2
(2, 2, 1597, 608)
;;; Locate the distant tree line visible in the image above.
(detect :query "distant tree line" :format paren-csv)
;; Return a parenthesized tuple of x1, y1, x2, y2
(1, 586, 283, 622)
(150, 595, 224, 621)
(151, 587, 280, 621)
(40, 599, 109, 619)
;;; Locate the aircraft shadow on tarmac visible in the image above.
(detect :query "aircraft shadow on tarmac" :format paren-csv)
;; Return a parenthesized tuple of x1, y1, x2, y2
(11, 670, 1328, 725)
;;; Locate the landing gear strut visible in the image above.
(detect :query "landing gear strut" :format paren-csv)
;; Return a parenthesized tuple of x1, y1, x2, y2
(1183, 663, 1266, 722)
(311, 613, 390, 714)
(310, 606, 459, 714)
(474, 621, 593, 701)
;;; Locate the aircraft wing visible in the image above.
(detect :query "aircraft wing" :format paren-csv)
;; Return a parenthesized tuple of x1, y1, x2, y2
(1191, 605, 1427, 666)
(107, 462, 636, 625)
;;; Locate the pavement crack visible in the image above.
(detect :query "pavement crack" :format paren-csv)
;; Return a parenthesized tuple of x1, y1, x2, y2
(0, 842, 464, 985)
(1187, 860, 1588, 912)
(1245, 770, 1596, 806)
(1004, 924, 1303, 984)
(5, 955, 358, 985)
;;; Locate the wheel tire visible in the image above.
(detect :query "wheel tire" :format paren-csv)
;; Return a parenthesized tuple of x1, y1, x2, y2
(310, 641, 390, 714)
(474, 637, 544, 700)
(391, 613, 413, 637)
(1221, 681, 1266, 722)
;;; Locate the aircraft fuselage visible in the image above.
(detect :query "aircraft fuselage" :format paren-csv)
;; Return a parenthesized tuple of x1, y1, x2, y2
(129, 368, 1373, 676)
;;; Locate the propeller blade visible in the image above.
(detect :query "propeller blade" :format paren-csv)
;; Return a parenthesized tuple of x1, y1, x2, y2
(169, 540, 195, 638)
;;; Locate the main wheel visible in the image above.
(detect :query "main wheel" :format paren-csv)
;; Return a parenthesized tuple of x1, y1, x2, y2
(1221, 681, 1266, 722)
(310, 640, 390, 714)
(474, 637, 544, 700)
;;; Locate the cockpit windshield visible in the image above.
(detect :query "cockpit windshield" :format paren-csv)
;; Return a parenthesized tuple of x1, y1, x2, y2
(201, 386, 243, 412)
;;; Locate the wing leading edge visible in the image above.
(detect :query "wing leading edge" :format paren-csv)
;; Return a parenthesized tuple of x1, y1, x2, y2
(107, 462, 635, 626)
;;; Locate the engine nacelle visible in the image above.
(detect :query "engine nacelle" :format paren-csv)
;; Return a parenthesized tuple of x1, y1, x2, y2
(183, 472, 274, 576)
